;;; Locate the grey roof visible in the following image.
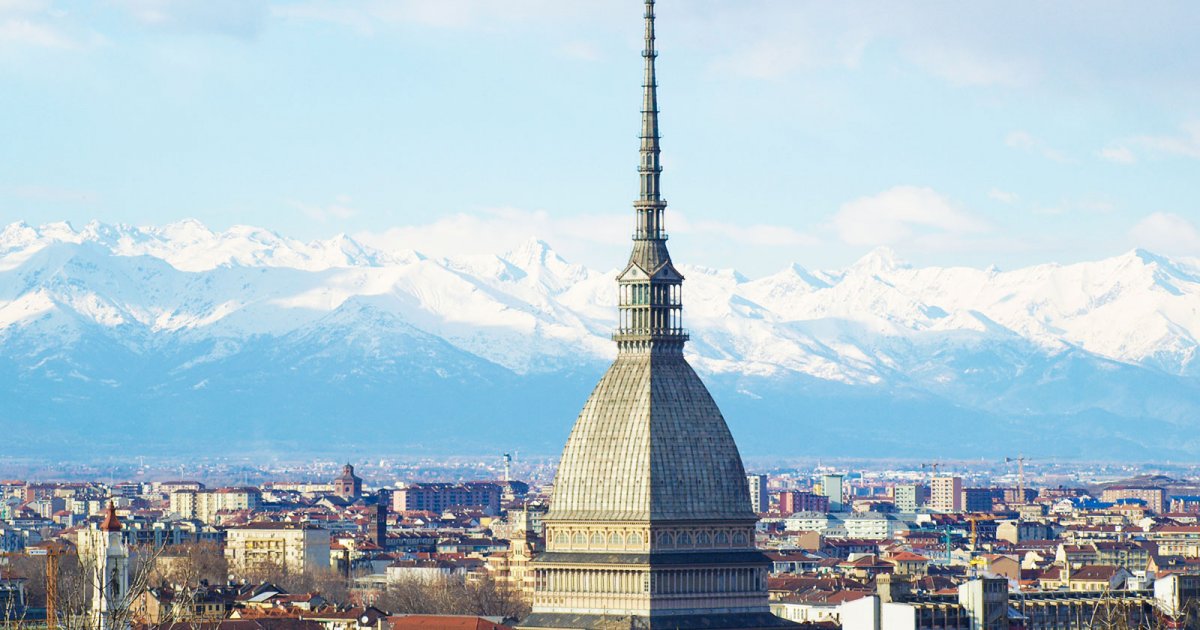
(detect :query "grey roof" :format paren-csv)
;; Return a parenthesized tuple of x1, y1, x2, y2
(547, 351, 755, 523)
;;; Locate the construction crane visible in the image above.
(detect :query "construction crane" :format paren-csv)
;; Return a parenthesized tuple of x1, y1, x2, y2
(26, 541, 67, 630)
(920, 462, 941, 476)
(1005, 455, 1029, 504)
(967, 515, 999, 551)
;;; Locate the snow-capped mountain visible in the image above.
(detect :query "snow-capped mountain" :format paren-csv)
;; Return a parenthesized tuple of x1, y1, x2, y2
(4, 219, 1200, 459)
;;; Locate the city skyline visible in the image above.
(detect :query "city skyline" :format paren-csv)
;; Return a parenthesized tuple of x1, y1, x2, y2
(1, 1, 1199, 276)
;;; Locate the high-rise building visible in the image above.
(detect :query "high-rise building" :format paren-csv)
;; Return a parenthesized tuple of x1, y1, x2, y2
(962, 488, 994, 513)
(521, 3, 792, 628)
(747, 474, 769, 514)
(1101, 485, 1167, 514)
(822, 474, 845, 512)
(894, 484, 926, 512)
(392, 482, 502, 514)
(778, 491, 829, 516)
(224, 522, 331, 576)
(931, 477, 964, 513)
(169, 487, 262, 524)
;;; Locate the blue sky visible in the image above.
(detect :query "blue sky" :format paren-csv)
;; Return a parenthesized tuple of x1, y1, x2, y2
(1, 0, 1199, 275)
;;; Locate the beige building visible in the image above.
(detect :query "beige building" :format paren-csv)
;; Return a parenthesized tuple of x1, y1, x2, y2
(170, 487, 261, 524)
(1100, 486, 1166, 514)
(930, 477, 963, 513)
(224, 522, 330, 576)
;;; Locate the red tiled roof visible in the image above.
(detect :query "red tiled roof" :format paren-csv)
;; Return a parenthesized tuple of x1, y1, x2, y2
(387, 616, 512, 630)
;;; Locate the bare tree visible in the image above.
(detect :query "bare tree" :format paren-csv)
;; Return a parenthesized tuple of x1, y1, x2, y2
(373, 575, 528, 619)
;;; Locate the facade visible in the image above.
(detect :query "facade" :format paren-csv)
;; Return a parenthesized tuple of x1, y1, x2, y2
(224, 523, 331, 576)
(392, 483, 502, 514)
(747, 475, 769, 514)
(931, 477, 964, 513)
(333, 463, 363, 499)
(893, 484, 925, 512)
(520, 3, 793, 628)
(778, 491, 828, 516)
(821, 475, 845, 513)
(1101, 486, 1166, 513)
(170, 487, 262, 523)
(961, 488, 994, 513)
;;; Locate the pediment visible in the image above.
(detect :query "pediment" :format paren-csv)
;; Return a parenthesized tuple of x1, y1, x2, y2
(618, 262, 650, 282)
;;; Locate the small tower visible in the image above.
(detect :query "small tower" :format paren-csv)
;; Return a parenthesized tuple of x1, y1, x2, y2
(333, 462, 363, 499)
(90, 502, 131, 630)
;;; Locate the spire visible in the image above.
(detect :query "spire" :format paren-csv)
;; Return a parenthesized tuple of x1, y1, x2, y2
(615, 0, 687, 353)
(638, 0, 662, 209)
(100, 501, 122, 532)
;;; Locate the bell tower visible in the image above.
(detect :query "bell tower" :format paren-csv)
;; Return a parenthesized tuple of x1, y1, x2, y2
(90, 502, 131, 630)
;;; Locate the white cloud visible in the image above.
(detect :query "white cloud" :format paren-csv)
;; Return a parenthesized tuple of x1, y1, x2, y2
(1131, 122, 1200, 159)
(903, 44, 1032, 87)
(1098, 145, 1136, 164)
(354, 207, 628, 268)
(294, 195, 357, 223)
(112, 0, 268, 38)
(674, 216, 816, 247)
(988, 189, 1018, 204)
(831, 186, 988, 247)
(9, 184, 97, 203)
(1129, 212, 1200, 256)
(352, 207, 816, 270)
(0, 17, 72, 48)
(272, 0, 611, 34)
(1005, 130, 1071, 163)
(559, 40, 600, 61)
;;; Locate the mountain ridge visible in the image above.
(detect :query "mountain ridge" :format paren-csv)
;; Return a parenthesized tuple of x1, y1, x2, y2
(3, 219, 1200, 459)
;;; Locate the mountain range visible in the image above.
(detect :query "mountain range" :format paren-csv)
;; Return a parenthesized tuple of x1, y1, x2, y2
(3, 219, 1200, 460)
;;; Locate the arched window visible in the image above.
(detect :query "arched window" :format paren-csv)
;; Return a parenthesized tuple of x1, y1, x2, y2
(591, 532, 605, 548)
(715, 532, 729, 545)
(608, 532, 623, 546)
(676, 532, 692, 546)
(573, 532, 586, 547)
(733, 532, 748, 546)
(657, 532, 674, 547)
(628, 532, 643, 547)
(696, 532, 711, 546)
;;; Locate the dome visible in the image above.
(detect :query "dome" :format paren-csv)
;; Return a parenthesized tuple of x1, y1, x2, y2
(548, 351, 755, 523)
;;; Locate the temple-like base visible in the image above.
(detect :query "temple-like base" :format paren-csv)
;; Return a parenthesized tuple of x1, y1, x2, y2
(519, 611, 802, 629)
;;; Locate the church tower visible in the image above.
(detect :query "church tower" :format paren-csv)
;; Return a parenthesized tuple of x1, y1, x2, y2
(90, 503, 131, 630)
(520, 2, 795, 628)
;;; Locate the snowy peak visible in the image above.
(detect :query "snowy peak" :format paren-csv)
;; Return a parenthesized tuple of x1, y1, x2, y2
(7, 219, 1200, 381)
(0, 219, 407, 273)
(850, 246, 910, 274)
